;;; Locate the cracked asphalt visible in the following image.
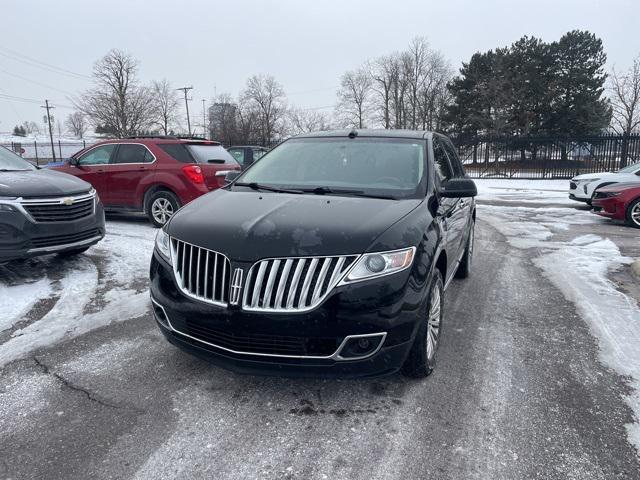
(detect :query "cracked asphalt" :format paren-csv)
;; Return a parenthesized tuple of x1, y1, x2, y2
(1, 209, 640, 479)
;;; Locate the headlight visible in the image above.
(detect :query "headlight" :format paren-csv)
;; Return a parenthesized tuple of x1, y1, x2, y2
(339, 247, 416, 284)
(155, 228, 171, 261)
(0, 204, 16, 212)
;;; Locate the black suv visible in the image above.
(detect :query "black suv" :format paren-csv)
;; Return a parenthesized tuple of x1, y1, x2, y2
(0, 146, 105, 263)
(150, 130, 476, 378)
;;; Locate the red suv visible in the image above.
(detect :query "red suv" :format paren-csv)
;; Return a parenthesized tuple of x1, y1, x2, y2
(52, 137, 240, 226)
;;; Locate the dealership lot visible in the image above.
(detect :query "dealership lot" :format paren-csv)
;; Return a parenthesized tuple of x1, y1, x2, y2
(1, 181, 639, 479)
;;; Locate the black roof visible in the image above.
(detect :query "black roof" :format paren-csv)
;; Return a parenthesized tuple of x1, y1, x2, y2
(293, 129, 434, 140)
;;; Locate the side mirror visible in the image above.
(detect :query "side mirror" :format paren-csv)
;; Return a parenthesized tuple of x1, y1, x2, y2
(69, 157, 79, 166)
(440, 177, 477, 198)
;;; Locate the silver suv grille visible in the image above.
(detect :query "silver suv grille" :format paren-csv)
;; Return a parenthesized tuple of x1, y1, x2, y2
(170, 239, 231, 306)
(242, 255, 357, 312)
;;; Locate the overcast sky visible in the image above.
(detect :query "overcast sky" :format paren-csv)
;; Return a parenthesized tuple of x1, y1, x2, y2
(1, 0, 638, 135)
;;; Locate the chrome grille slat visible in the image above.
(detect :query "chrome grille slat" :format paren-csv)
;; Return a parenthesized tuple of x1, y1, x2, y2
(286, 259, 306, 309)
(21, 192, 95, 223)
(273, 259, 293, 309)
(170, 238, 231, 306)
(245, 254, 357, 313)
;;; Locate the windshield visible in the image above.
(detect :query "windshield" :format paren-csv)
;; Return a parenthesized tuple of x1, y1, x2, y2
(186, 144, 238, 165)
(236, 137, 426, 199)
(618, 162, 640, 174)
(0, 146, 35, 171)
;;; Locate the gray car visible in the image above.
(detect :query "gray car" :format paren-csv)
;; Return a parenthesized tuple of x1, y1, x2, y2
(0, 146, 105, 263)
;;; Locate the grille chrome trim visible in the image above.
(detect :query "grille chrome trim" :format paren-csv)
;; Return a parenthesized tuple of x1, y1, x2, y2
(151, 295, 386, 361)
(170, 238, 231, 307)
(19, 191, 96, 223)
(242, 254, 357, 313)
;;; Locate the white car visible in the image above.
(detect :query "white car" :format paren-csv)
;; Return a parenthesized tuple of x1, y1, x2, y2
(569, 162, 640, 204)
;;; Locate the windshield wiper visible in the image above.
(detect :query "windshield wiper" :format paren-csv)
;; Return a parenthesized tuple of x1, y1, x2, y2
(233, 182, 303, 194)
(301, 186, 397, 200)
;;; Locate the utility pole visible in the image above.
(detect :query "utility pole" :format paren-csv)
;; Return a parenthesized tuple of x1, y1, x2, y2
(41, 99, 56, 161)
(176, 86, 193, 135)
(202, 99, 207, 139)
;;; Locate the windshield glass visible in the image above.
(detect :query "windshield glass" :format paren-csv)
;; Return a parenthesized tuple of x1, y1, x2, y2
(0, 146, 35, 171)
(237, 137, 426, 198)
(618, 162, 640, 173)
(186, 144, 238, 165)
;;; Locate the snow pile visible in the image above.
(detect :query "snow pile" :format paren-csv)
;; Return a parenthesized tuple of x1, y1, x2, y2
(0, 220, 156, 367)
(474, 179, 573, 205)
(480, 203, 640, 452)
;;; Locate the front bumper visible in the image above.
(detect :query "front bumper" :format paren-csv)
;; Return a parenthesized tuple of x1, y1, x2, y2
(149, 251, 425, 377)
(592, 197, 624, 220)
(0, 202, 105, 262)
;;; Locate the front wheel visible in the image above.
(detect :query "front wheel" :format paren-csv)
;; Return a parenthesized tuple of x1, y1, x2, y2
(402, 270, 444, 378)
(147, 191, 180, 228)
(626, 198, 640, 229)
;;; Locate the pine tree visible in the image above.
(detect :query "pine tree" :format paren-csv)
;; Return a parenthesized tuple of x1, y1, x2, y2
(545, 30, 611, 137)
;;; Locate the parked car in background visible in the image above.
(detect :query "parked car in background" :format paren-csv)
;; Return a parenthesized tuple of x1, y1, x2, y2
(227, 146, 269, 169)
(592, 183, 640, 229)
(569, 162, 640, 204)
(150, 130, 477, 378)
(0, 146, 105, 263)
(51, 136, 240, 227)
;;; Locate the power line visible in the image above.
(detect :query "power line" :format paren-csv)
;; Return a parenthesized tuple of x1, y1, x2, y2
(0, 93, 75, 109)
(0, 68, 78, 96)
(0, 46, 91, 79)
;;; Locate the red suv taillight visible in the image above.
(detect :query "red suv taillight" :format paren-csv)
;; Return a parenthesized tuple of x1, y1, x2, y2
(182, 165, 204, 184)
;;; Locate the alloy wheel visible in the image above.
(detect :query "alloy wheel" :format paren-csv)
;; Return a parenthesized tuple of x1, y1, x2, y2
(632, 202, 640, 227)
(152, 198, 174, 225)
(426, 286, 441, 360)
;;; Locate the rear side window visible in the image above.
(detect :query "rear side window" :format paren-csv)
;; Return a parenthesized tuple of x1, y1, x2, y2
(228, 148, 245, 165)
(158, 143, 195, 163)
(253, 149, 267, 161)
(113, 144, 154, 164)
(186, 145, 238, 165)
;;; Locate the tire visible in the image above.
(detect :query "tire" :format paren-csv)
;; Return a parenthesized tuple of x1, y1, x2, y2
(626, 198, 640, 229)
(402, 269, 444, 378)
(455, 220, 474, 279)
(147, 190, 180, 228)
(57, 246, 91, 257)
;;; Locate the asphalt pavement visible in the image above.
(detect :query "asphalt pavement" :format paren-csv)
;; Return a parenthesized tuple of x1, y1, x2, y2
(1, 214, 639, 480)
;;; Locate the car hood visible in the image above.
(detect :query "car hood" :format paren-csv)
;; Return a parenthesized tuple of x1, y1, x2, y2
(0, 168, 92, 198)
(573, 172, 614, 181)
(167, 189, 423, 262)
(597, 182, 640, 193)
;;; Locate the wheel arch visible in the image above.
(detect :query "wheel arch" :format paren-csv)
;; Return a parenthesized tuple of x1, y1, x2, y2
(143, 184, 179, 214)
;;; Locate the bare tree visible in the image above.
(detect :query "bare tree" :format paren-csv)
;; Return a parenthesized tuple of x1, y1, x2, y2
(151, 79, 181, 135)
(65, 112, 88, 139)
(610, 56, 640, 135)
(22, 121, 40, 135)
(287, 108, 331, 135)
(336, 67, 372, 128)
(240, 75, 287, 145)
(76, 49, 155, 138)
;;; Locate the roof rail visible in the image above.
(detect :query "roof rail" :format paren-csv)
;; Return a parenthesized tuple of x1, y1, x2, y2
(124, 134, 219, 143)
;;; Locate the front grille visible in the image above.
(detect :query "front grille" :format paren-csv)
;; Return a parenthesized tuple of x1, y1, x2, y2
(569, 181, 577, 190)
(180, 318, 338, 356)
(31, 228, 101, 249)
(243, 255, 357, 312)
(170, 238, 231, 306)
(21, 193, 95, 222)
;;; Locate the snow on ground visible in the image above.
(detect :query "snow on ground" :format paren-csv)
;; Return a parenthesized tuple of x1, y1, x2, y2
(0, 219, 156, 367)
(474, 178, 573, 205)
(476, 187, 640, 453)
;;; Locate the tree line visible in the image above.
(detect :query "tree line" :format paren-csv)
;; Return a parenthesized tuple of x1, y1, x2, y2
(11, 32, 639, 145)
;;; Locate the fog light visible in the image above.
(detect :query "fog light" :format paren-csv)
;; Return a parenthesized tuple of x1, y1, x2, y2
(337, 333, 386, 360)
(357, 338, 371, 349)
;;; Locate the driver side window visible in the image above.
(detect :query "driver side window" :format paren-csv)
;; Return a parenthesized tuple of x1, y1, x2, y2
(432, 139, 453, 182)
(78, 144, 116, 166)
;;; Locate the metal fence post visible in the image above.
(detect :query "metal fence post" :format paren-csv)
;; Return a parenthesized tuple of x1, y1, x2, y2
(34, 141, 39, 165)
